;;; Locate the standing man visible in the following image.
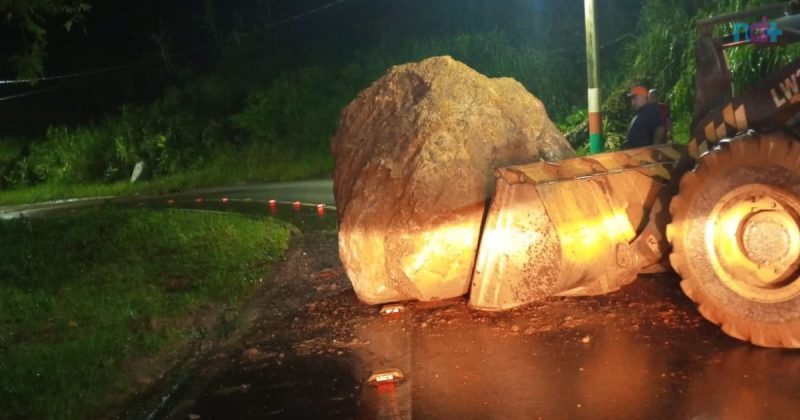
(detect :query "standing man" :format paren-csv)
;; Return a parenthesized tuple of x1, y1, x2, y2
(623, 85, 666, 150)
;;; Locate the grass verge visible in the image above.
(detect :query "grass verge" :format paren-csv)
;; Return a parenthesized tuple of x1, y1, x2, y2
(0, 207, 291, 418)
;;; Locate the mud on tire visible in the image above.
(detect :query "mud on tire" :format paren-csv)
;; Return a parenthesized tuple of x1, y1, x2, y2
(668, 133, 800, 348)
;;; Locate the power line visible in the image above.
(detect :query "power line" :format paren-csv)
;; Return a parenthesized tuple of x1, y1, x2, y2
(0, 0, 354, 87)
(0, 58, 162, 86)
(0, 80, 89, 102)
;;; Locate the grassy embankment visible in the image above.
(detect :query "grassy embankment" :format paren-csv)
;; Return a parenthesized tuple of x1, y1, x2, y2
(0, 207, 291, 418)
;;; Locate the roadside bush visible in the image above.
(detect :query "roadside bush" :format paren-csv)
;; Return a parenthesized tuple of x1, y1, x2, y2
(28, 126, 115, 184)
(0, 139, 30, 188)
(231, 66, 347, 154)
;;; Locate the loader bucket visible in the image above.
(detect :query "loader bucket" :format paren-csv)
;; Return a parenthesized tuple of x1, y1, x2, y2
(470, 145, 683, 311)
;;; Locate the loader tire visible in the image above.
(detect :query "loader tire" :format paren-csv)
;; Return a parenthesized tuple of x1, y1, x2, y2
(668, 133, 800, 348)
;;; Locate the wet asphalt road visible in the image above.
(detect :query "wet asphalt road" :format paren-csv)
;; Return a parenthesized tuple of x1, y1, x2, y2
(0, 180, 336, 219)
(136, 195, 799, 420)
(4, 182, 799, 419)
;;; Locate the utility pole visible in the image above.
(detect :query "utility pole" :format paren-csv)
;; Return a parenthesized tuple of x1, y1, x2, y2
(584, 0, 603, 154)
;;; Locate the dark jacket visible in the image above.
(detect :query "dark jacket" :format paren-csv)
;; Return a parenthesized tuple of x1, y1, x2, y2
(624, 103, 663, 150)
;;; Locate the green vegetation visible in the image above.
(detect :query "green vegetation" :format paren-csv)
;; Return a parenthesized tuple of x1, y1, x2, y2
(2, 0, 800, 204)
(1, 30, 587, 204)
(0, 208, 291, 418)
(0, 0, 92, 79)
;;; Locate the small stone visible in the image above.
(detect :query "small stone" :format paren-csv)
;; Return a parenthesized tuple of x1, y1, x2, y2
(580, 336, 591, 344)
(421, 322, 428, 328)
(511, 325, 520, 332)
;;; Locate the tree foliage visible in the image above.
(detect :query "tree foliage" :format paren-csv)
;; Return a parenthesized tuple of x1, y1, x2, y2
(3, 0, 800, 191)
(0, 0, 91, 79)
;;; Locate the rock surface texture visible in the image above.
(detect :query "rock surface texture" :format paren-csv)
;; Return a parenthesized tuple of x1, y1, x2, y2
(332, 56, 575, 305)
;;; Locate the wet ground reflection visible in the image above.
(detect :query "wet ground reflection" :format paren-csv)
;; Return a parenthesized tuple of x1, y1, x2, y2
(678, 346, 800, 419)
(345, 280, 800, 420)
(19, 189, 796, 419)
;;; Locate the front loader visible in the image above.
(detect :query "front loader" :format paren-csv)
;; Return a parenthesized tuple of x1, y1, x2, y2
(470, 1, 800, 348)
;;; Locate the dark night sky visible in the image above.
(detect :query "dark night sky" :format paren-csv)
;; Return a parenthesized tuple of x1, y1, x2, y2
(0, 0, 643, 137)
(1, 0, 224, 134)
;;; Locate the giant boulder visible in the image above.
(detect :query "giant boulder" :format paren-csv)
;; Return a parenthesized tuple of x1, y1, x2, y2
(332, 56, 574, 304)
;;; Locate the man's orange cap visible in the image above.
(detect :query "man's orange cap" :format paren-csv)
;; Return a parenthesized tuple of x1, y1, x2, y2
(627, 86, 649, 98)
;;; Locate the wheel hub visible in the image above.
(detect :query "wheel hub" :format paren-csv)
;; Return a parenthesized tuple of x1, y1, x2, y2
(708, 184, 800, 302)
(740, 210, 800, 284)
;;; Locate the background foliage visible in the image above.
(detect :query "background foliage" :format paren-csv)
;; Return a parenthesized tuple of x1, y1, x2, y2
(1, 0, 799, 196)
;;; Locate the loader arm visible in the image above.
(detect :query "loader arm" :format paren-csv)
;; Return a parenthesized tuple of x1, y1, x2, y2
(693, 1, 800, 152)
(691, 55, 800, 155)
